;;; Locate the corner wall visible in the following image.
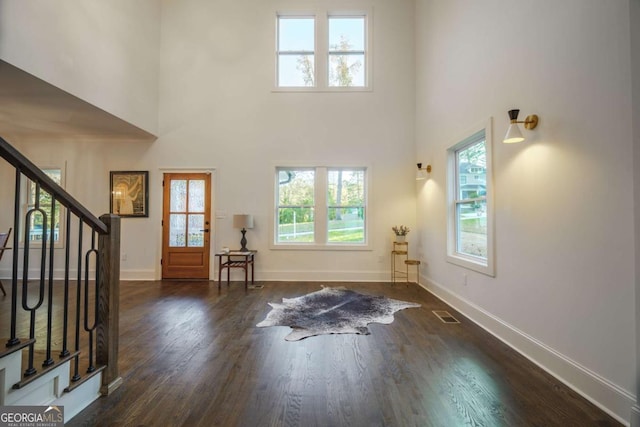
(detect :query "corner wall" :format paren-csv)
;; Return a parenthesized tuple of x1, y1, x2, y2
(415, 0, 635, 423)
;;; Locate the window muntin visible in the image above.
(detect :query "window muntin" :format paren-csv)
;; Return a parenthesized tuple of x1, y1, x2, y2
(276, 169, 316, 243)
(327, 168, 365, 243)
(24, 168, 64, 246)
(277, 17, 315, 87)
(328, 16, 365, 87)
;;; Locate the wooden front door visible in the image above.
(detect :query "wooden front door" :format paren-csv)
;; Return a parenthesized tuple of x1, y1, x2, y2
(162, 173, 211, 279)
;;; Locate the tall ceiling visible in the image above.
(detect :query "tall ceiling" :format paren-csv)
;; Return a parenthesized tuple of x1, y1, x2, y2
(0, 60, 155, 142)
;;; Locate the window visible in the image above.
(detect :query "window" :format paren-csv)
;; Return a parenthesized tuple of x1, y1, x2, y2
(277, 17, 315, 87)
(23, 168, 65, 247)
(327, 169, 365, 242)
(276, 169, 315, 242)
(447, 122, 494, 276)
(328, 16, 365, 87)
(276, 12, 369, 90)
(275, 167, 368, 248)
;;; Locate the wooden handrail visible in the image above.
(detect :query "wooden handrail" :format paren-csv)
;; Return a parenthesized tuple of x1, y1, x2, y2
(0, 136, 107, 234)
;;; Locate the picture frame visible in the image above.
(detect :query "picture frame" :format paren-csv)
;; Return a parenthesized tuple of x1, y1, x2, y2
(110, 171, 149, 218)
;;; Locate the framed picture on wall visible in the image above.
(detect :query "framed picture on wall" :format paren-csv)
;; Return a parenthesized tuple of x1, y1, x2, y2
(110, 171, 149, 218)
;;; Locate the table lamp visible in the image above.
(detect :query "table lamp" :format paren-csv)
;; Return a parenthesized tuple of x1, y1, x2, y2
(233, 214, 254, 252)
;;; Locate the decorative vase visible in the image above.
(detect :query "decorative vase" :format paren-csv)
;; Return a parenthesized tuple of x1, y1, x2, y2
(395, 235, 406, 242)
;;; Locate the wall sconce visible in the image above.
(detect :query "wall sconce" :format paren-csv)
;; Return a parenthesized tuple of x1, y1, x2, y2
(503, 109, 539, 143)
(416, 163, 432, 180)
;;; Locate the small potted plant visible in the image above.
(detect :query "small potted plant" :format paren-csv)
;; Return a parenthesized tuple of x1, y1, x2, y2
(392, 225, 410, 242)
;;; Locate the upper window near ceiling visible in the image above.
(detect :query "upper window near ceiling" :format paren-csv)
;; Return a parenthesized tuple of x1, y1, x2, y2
(277, 17, 316, 87)
(328, 16, 366, 87)
(275, 11, 370, 90)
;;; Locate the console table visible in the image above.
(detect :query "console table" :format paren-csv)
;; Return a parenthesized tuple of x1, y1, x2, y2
(216, 250, 256, 290)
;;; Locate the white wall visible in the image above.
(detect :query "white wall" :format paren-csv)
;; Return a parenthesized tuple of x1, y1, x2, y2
(2, 0, 634, 422)
(0, 0, 417, 282)
(415, 0, 635, 423)
(0, 0, 160, 134)
(151, 0, 417, 281)
(0, 137, 156, 280)
(631, 0, 640, 423)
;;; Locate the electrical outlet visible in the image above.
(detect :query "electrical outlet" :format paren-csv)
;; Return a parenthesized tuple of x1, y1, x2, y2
(377, 255, 385, 263)
(463, 273, 467, 286)
(121, 253, 127, 262)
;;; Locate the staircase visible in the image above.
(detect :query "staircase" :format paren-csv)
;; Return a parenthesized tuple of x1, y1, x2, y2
(0, 136, 121, 422)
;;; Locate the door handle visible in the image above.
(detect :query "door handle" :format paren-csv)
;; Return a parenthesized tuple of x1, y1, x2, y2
(200, 229, 210, 233)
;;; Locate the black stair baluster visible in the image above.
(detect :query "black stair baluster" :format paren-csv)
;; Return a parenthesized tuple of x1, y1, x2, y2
(84, 230, 99, 373)
(72, 217, 83, 382)
(43, 197, 57, 367)
(7, 167, 21, 347)
(60, 209, 72, 358)
(22, 183, 47, 377)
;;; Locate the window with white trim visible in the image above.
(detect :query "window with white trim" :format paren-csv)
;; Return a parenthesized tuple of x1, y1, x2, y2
(328, 16, 366, 87)
(447, 123, 494, 276)
(327, 168, 366, 242)
(22, 167, 66, 248)
(275, 167, 367, 247)
(277, 17, 315, 87)
(276, 12, 369, 90)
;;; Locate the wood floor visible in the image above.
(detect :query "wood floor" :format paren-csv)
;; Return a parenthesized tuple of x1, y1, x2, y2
(59, 280, 620, 427)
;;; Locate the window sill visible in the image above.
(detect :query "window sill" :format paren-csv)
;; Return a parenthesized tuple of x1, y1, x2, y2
(446, 254, 494, 277)
(271, 86, 372, 93)
(270, 242, 372, 251)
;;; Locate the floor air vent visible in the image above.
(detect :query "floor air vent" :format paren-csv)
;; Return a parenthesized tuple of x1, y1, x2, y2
(432, 310, 460, 324)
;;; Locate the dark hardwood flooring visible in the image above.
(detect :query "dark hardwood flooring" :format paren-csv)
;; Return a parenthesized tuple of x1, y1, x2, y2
(39, 280, 621, 426)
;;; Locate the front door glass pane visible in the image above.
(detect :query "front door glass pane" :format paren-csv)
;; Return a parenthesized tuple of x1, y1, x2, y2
(170, 180, 187, 212)
(188, 180, 205, 213)
(169, 214, 186, 247)
(188, 214, 205, 247)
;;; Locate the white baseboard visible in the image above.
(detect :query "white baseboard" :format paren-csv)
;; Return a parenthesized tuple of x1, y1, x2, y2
(119, 269, 155, 281)
(246, 269, 389, 282)
(631, 405, 640, 427)
(2, 268, 390, 283)
(120, 269, 391, 282)
(421, 274, 634, 426)
(0, 268, 96, 282)
(1, 268, 157, 282)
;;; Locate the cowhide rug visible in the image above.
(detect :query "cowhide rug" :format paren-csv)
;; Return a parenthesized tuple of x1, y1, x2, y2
(256, 286, 421, 341)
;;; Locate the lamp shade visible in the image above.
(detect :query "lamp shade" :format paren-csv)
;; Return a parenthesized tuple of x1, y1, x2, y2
(503, 123, 525, 143)
(233, 214, 254, 229)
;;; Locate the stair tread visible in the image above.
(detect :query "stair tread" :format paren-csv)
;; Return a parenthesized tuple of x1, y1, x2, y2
(0, 338, 35, 359)
(14, 349, 80, 389)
